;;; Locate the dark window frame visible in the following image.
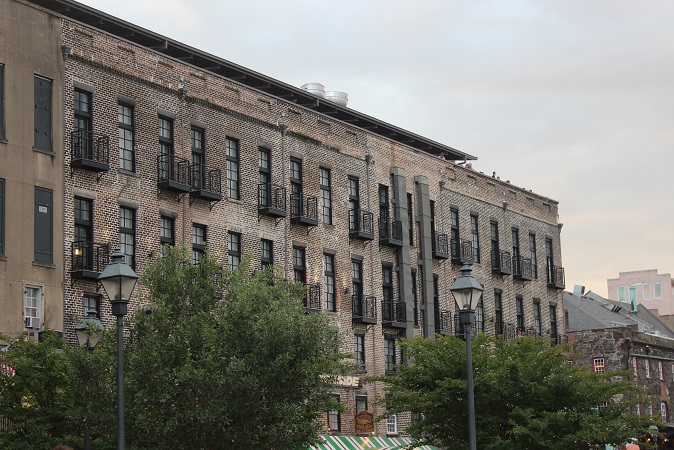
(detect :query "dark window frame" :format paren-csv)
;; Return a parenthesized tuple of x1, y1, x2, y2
(356, 395, 368, 414)
(494, 289, 503, 333)
(226, 137, 240, 199)
(407, 193, 414, 245)
(119, 206, 136, 270)
(0, 64, 4, 141)
(0, 178, 4, 256)
(293, 246, 306, 284)
(385, 337, 397, 373)
(470, 214, 480, 263)
(320, 167, 332, 225)
(328, 394, 341, 432)
(516, 296, 525, 333)
(192, 223, 206, 265)
(352, 259, 363, 300)
(228, 231, 241, 270)
(118, 102, 135, 171)
(261, 239, 273, 269)
(354, 334, 366, 371)
(191, 126, 205, 186)
(83, 293, 101, 319)
(550, 304, 558, 338)
(160, 215, 174, 248)
(290, 157, 303, 196)
(450, 208, 460, 249)
(324, 253, 336, 312)
(533, 300, 542, 336)
(73, 88, 92, 135)
(378, 184, 389, 221)
(411, 268, 418, 326)
(529, 233, 538, 278)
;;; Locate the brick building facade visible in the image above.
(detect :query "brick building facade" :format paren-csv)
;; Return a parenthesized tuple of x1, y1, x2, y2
(1, 0, 566, 438)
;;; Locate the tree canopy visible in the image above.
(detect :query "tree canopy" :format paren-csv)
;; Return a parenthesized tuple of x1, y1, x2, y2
(379, 334, 657, 450)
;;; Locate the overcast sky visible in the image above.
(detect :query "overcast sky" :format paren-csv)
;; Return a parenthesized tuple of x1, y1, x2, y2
(79, 0, 674, 297)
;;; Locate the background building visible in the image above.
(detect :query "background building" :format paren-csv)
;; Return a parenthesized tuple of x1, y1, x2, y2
(608, 270, 674, 325)
(1, 0, 566, 438)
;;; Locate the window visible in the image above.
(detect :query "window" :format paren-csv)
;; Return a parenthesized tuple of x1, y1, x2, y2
(378, 185, 389, 221)
(659, 361, 664, 380)
(529, 233, 537, 278)
(327, 395, 340, 432)
(290, 158, 302, 196)
(617, 285, 625, 302)
(386, 413, 398, 435)
(24, 285, 42, 328)
(533, 301, 541, 336)
(432, 274, 439, 331)
(83, 293, 100, 319)
(662, 402, 668, 422)
(259, 148, 271, 206)
(641, 283, 651, 300)
(593, 358, 605, 373)
(407, 193, 414, 245)
(356, 395, 368, 414)
(476, 298, 484, 332)
(634, 358, 638, 377)
(261, 239, 273, 269)
(648, 404, 653, 417)
(118, 103, 134, 171)
(34, 75, 52, 151)
(226, 137, 240, 199)
(385, 337, 397, 373)
(228, 232, 241, 270)
(324, 253, 335, 311)
(158, 116, 173, 180)
(320, 168, 332, 224)
(646, 359, 651, 378)
(655, 282, 662, 299)
(119, 207, 135, 269)
(352, 260, 363, 302)
(516, 296, 525, 334)
(512, 228, 520, 261)
(293, 247, 306, 283)
(191, 127, 204, 188)
(0, 64, 4, 141)
(470, 214, 480, 263)
(160, 216, 174, 250)
(74, 89, 92, 158)
(490, 221, 499, 267)
(348, 176, 360, 231)
(629, 284, 638, 306)
(354, 334, 365, 371)
(34, 187, 53, 264)
(382, 265, 393, 313)
(411, 269, 418, 326)
(192, 224, 206, 265)
(450, 208, 459, 253)
(494, 290, 503, 335)
(636, 403, 641, 416)
(74, 197, 93, 269)
(0, 178, 4, 256)
(550, 305, 558, 338)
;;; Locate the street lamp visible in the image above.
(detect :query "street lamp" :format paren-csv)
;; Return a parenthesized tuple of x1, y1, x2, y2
(75, 315, 103, 450)
(450, 264, 484, 450)
(98, 249, 138, 450)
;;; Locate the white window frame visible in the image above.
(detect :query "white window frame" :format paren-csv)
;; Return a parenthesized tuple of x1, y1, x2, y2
(643, 283, 651, 300)
(634, 358, 638, 377)
(593, 358, 605, 373)
(648, 404, 653, 416)
(617, 285, 625, 302)
(24, 284, 43, 329)
(386, 413, 398, 435)
(646, 359, 651, 378)
(654, 282, 662, 299)
(662, 402, 668, 422)
(659, 361, 664, 380)
(636, 403, 641, 416)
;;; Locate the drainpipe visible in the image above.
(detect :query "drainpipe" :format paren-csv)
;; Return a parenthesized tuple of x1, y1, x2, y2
(364, 150, 378, 434)
(280, 121, 288, 280)
(61, 44, 71, 338)
(178, 84, 187, 243)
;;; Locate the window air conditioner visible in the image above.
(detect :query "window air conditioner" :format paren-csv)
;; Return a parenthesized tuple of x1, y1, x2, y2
(25, 317, 41, 329)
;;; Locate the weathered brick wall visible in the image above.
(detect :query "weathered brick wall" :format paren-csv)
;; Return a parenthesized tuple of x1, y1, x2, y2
(61, 15, 563, 437)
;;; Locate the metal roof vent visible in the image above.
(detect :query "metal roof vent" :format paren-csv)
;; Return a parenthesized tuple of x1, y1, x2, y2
(324, 91, 348, 107)
(300, 82, 325, 98)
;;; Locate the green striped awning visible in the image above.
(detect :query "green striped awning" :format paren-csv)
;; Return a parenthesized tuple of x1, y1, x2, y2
(309, 435, 438, 450)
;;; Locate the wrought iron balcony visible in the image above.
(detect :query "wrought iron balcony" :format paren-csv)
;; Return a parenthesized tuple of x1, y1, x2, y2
(547, 265, 566, 290)
(70, 130, 110, 173)
(434, 309, 452, 335)
(258, 183, 287, 219)
(349, 210, 374, 241)
(190, 164, 222, 203)
(495, 322, 516, 341)
(432, 232, 449, 259)
(304, 283, 321, 313)
(512, 256, 535, 281)
(381, 299, 407, 329)
(526, 327, 539, 338)
(451, 238, 474, 265)
(352, 294, 377, 325)
(454, 315, 478, 339)
(157, 154, 191, 193)
(491, 250, 512, 276)
(290, 193, 318, 226)
(378, 217, 403, 247)
(71, 241, 109, 280)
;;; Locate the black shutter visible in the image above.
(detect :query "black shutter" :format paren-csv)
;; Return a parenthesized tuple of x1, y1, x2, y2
(34, 187, 53, 264)
(0, 65, 5, 141)
(34, 75, 52, 151)
(0, 179, 4, 256)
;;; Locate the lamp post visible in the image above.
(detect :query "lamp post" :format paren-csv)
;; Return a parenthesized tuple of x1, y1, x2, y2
(75, 315, 103, 450)
(98, 249, 138, 450)
(449, 264, 484, 450)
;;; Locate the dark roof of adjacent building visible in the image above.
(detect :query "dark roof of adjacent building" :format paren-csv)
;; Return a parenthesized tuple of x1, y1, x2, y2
(25, 0, 476, 162)
(564, 290, 674, 339)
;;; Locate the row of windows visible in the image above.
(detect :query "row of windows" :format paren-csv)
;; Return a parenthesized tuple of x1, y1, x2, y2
(617, 283, 664, 302)
(634, 401, 668, 422)
(327, 394, 398, 435)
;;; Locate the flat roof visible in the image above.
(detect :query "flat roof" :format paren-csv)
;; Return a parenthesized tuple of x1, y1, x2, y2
(26, 0, 476, 161)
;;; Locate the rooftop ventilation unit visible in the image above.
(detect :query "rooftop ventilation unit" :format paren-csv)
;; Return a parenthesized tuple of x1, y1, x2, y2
(324, 91, 348, 106)
(300, 82, 325, 98)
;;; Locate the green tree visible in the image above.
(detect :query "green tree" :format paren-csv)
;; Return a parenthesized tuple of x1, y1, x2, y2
(379, 334, 656, 450)
(120, 246, 349, 450)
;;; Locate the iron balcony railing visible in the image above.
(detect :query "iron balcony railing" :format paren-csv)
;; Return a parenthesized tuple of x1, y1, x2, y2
(258, 183, 287, 218)
(454, 315, 478, 339)
(71, 241, 109, 279)
(434, 309, 452, 335)
(432, 232, 450, 259)
(491, 249, 512, 275)
(495, 322, 517, 341)
(70, 130, 110, 172)
(304, 283, 322, 312)
(157, 154, 191, 192)
(381, 298, 407, 329)
(349, 210, 375, 240)
(290, 193, 318, 226)
(352, 294, 377, 324)
(451, 238, 474, 264)
(547, 265, 566, 289)
(378, 217, 403, 247)
(513, 256, 535, 281)
(190, 164, 222, 202)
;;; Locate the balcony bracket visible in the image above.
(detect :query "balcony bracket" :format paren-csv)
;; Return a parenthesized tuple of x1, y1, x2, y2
(176, 191, 188, 203)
